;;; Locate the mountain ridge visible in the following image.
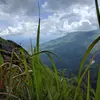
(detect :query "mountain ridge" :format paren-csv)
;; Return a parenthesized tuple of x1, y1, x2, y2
(40, 29, 100, 71)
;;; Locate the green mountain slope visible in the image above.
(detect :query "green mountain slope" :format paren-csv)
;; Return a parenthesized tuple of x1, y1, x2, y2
(41, 30, 100, 71)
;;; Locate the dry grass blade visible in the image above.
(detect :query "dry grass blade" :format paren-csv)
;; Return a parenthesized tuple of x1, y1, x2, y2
(0, 92, 21, 100)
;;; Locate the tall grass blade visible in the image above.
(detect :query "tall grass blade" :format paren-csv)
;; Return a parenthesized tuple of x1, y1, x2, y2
(20, 48, 31, 87)
(0, 53, 3, 65)
(0, 53, 3, 88)
(36, 18, 40, 53)
(30, 38, 34, 55)
(31, 57, 39, 100)
(78, 36, 100, 79)
(95, 64, 100, 100)
(47, 87, 53, 100)
(75, 56, 95, 100)
(0, 54, 3, 74)
(36, 0, 41, 53)
(46, 53, 60, 92)
(25, 83, 31, 100)
(87, 70, 90, 100)
(74, 65, 89, 100)
(95, 0, 100, 27)
(6, 49, 15, 99)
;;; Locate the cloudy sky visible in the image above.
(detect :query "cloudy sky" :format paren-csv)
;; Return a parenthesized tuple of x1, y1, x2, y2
(0, 0, 100, 43)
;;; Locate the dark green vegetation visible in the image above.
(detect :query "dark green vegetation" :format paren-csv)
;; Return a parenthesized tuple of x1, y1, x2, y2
(0, 0, 99, 100)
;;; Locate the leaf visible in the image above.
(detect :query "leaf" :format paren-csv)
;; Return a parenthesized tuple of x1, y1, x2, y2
(0, 53, 3, 79)
(95, 0, 100, 27)
(46, 53, 60, 92)
(47, 87, 53, 100)
(87, 70, 90, 100)
(36, 18, 41, 53)
(78, 36, 100, 79)
(74, 65, 90, 100)
(95, 64, 100, 100)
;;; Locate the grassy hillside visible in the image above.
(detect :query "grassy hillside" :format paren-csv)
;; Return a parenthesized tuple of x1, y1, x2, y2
(0, 34, 89, 100)
(0, 0, 99, 99)
(0, 36, 99, 100)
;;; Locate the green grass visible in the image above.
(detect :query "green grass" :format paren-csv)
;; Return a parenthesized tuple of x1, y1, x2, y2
(0, 0, 100, 100)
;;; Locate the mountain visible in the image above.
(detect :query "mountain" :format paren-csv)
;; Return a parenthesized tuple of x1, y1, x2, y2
(40, 29, 100, 72)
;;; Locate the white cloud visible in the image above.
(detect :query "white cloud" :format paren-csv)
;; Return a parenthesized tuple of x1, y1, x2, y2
(42, 2, 48, 8)
(39, 4, 98, 36)
(0, 10, 38, 37)
(0, 4, 98, 38)
(0, 0, 99, 42)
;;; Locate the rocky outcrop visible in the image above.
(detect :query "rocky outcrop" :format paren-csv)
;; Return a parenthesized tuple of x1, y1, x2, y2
(0, 37, 30, 65)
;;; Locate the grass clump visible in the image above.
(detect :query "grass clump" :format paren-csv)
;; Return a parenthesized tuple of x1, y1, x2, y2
(0, 0, 100, 100)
